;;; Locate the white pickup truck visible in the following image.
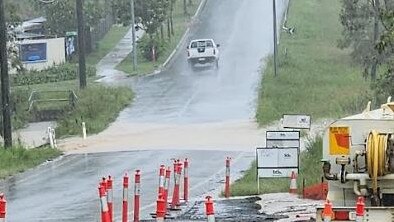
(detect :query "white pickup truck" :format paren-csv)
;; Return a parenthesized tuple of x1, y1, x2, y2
(187, 39, 220, 69)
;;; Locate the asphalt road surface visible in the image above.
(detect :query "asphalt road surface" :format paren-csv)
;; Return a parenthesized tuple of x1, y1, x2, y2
(122, 0, 286, 123)
(2, 0, 287, 221)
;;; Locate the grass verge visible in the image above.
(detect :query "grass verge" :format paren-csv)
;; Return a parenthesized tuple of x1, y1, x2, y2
(86, 25, 130, 66)
(230, 136, 323, 196)
(56, 84, 133, 137)
(116, 0, 201, 75)
(256, 0, 369, 126)
(0, 146, 62, 179)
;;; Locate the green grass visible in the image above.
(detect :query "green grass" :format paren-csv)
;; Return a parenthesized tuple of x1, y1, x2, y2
(116, 0, 201, 75)
(256, 0, 369, 125)
(56, 85, 133, 137)
(86, 25, 130, 65)
(231, 136, 323, 196)
(0, 146, 62, 179)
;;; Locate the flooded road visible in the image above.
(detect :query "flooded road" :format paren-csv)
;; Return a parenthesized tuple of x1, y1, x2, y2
(2, 0, 292, 221)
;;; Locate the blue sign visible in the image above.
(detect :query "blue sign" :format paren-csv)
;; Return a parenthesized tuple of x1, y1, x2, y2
(20, 43, 47, 63)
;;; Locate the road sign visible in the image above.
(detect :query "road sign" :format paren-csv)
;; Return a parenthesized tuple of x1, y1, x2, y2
(256, 131, 300, 179)
(256, 147, 299, 177)
(282, 114, 311, 129)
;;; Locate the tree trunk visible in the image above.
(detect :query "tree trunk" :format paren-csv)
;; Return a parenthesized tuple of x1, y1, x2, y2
(170, 0, 174, 35)
(183, 0, 187, 16)
(160, 23, 164, 40)
(167, 17, 171, 41)
(371, 0, 381, 81)
(189, 0, 192, 6)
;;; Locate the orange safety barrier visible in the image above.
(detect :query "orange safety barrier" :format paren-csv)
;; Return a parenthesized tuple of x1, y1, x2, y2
(302, 179, 328, 200)
(0, 193, 6, 222)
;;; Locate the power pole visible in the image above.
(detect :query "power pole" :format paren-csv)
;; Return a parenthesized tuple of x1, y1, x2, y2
(76, 0, 87, 89)
(272, 0, 278, 77)
(0, 0, 13, 148)
(131, 0, 137, 71)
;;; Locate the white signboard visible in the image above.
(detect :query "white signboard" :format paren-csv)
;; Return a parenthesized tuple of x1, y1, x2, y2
(266, 131, 300, 140)
(256, 147, 299, 178)
(258, 168, 298, 178)
(282, 114, 311, 129)
(266, 139, 300, 148)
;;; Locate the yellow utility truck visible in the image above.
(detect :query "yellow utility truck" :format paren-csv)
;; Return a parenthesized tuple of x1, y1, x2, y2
(316, 98, 394, 221)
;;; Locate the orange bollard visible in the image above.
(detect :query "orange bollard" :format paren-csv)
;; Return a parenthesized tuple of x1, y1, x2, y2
(99, 185, 111, 222)
(322, 199, 334, 222)
(163, 167, 171, 211)
(356, 196, 365, 222)
(107, 176, 114, 222)
(156, 194, 166, 222)
(0, 193, 6, 222)
(205, 196, 215, 222)
(122, 173, 129, 222)
(289, 171, 298, 194)
(158, 165, 165, 197)
(170, 163, 181, 210)
(134, 170, 141, 222)
(183, 158, 189, 202)
(176, 160, 183, 206)
(225, 157, 231, 198)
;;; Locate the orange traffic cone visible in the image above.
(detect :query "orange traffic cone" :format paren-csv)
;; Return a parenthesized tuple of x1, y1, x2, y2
(289, 171, 298, 194)
(322, 199, 334, 221)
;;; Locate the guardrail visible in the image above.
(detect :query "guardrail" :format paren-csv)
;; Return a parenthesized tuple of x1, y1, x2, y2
(28, 90, 78, 112)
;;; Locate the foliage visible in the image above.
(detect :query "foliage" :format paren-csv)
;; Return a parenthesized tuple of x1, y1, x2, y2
(56, 85, 133, 137)
(339, 0, 394, 80)
(12, 64, 96, 86)
(31, 0, 105, 36)
(372, 7, 394, 100)
(0, 89, 32, 137)
(0, 146, 62, 179)
(138, 35, 168, 61)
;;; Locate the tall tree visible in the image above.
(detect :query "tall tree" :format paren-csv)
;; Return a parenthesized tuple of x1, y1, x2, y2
(339, 0, 391, 80)
(31, 0, 104, 36)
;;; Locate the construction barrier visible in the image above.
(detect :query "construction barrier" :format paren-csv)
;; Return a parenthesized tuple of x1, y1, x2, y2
(356, 197, 365, 222)
(158, 165, 165, 197)
(122, 173, 129, 222)
(0, 193, 6, 222)
(156, 194, 166, 222)
(321, 199, 334, 222)
(225, 157, 231, 198)
(183, 158, 189, 202)
(289, 171, 297, 194)
(170, 161, 182, 211)
(134, 170, 141, 222)
(205, 196, 215, 222)
(163, 167, 171, 212)
(107, 176, 114, 222)
(302, 179, 328, 200)
(99, 184, 111, 222)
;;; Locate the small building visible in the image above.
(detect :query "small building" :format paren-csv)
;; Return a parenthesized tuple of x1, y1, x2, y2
(17, 37, 66, 71)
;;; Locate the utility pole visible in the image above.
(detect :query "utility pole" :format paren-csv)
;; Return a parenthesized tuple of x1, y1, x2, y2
(76, 0, 87, 89)
(0, 0, 13, 148)
(131, 0, 137, 71)
(272, 0, 278, 77)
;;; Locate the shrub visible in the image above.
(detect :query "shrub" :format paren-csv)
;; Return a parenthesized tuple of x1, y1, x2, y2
(138, 35, 167, 61)
(56, 85, 133, 137)
(12, 63, 96, 86)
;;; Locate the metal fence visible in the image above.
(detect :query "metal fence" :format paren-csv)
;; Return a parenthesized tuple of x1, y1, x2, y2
(86, 13, 115, 53)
